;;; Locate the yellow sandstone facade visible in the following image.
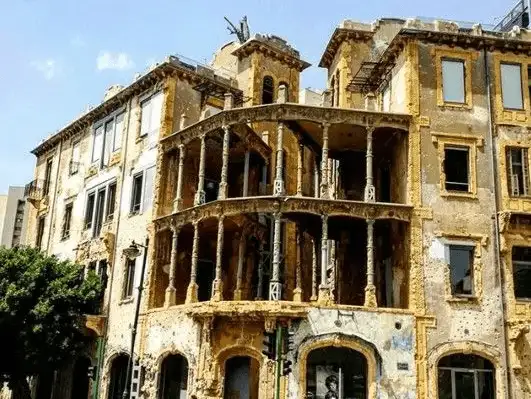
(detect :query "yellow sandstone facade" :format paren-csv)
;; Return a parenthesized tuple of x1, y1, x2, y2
(19, 15, 531, 399)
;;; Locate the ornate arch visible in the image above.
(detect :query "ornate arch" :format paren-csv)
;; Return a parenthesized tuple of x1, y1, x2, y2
(427, 340, 506, 398)
(297, 333, 378, 399)
(101, 351, 130, 399)
(153, 349, 193, 399)
(216, 345, 265, 398)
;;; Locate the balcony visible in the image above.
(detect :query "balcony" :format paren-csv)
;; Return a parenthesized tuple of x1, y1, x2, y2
(24, 179, 49, 204)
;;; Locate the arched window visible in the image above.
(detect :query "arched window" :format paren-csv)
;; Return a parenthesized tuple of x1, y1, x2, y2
(159, 354, 188, 399)
(438, 354, 494, 399)
(306, 347, 367, 399)
(108, 354, 130, 399)
(262, 76, 274, 104)
(279, 81, 289, 102)
(71, 356, 91, 399)
(223, 356, 260, 399)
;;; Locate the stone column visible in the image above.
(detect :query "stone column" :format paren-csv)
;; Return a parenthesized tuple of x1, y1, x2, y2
(273, 122, 285, 196)
(364, 127, 375, 202)
(364, 219, 377, 307)
(314, 155, 320, 198)
(173, 144, 186, 213)
(233, 233, 246, 300)
(296, 140, 304, 196)
(320, 123, 330, 199)
(311, 236, 318, 301)
(194, 134, 206, 206)
(211, 216, 224, 301)
(218, 126, 230, 200)
(242, 151, 250, 197)
(318, 214, 331, 303)
(293, 225, 303, 302)
(224, 92, 234, 110)
(185, 221, 200, 303)
(256, 243, 264, 300)
(269, 213, 282, 300)
(164, 225, 179, 307)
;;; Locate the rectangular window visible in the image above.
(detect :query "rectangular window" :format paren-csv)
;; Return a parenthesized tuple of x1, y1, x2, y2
(442, 59, 465, 103)
(143, 167, 155, 212)
(93, 188, 106, 238)
(105, 182, 117, 221)
(103, 120, 114, 167)
(501, 63, 524, 109)
(70, 140, 80, 175)
(92, 125, 104, 164)
(131, 173, 143, 214)
(84, 192, 96, 229)
(444, 146, 470, 192)
(36, 216, 45, 250)
(113, 112, 125, 151)
(140, 92, 163, 144)
(507, 147, 529, 196)
(43, 158, 53, 196)
(123, 258, 136, 299)
(61, 203, 73, 240)
(448, 245, 474, 296)
(512, 246, 531, 299)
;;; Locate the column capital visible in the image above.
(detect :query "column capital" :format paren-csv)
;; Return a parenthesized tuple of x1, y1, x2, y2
(366, 125, 375, 135)
(222, 124, 231, 133)
(178, 143, 186, 154)
(321, 122, 331, 130)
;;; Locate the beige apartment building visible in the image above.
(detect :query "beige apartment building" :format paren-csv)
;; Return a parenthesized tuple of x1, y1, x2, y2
(20, 7, 531, 399)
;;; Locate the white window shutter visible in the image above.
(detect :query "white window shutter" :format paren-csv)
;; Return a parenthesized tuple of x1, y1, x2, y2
(142, 167, 155, 213)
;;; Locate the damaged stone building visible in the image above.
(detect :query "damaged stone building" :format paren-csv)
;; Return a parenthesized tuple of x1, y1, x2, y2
(19, 10, 531, 399)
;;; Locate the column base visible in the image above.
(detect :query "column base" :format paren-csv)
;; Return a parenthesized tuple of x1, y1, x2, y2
(211, 279, 223, 301)
(185, 282, 198, 304)
(233, 289, 243, 301)
(318, 285, 332, 305)
(310, 295, 318, 302)
(164, 286, 176, 308)
(172, 198, 183, 213)
(364, 284, 378, 308)
(293, 287, 303, 302)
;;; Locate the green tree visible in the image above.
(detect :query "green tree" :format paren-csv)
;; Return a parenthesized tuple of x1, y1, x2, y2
(0, 246, 102, 398)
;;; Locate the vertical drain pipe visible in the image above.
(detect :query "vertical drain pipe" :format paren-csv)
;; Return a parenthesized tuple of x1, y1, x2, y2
(484, 47, 512, 399)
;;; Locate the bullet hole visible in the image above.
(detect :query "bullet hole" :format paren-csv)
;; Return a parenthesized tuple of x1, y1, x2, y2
(464, 329, 469, 335)
(395, 321, 402, 330)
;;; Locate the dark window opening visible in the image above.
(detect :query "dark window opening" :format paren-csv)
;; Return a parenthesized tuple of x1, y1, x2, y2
(85, 192, 95, 229)
(123, 258, 136, 299)
(306, 347, 367, 399)
(106, 182, 117, 221)
(438, 354, 494, 399)
(131, 173, 143, 214)
(512, 246, 531, 299)
(62, 203, 73, 240)
(224, 356, 260, 399)
(197, 259, 214, 302)
(36, 217, 45, 250)
(43, 158, 53, 196)
(262, 76, 274, 104)
(449, 245, 474, 296)
(71, 356, 91, 399)
(108, 354, 130, 399)
(507, 147, 529, 196)
(159, 355, 188, 399)
(93, 188, 106, 238)
(204, 179, 219, 203)
(444, 147, 469, 192)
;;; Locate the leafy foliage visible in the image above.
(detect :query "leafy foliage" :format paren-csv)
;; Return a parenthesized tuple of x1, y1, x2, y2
(0, 246, 102, 384)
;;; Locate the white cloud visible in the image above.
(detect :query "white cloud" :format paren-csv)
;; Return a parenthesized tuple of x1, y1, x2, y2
(31, 59, 58, 80)
(97, 51, 134, 71)
(70, 35, 86, 47)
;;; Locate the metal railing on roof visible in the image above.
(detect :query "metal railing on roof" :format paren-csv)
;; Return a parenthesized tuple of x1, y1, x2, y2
(493, 0, 530, 31)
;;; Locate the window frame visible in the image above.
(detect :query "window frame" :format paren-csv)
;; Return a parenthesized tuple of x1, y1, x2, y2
(138, 90, 163, 142)
(84, 179, 117, 236)
(70, 139, 81, 175)
(262, 76, 274, 105)
(129, 166, 155, 215)
(61, 202, 73, 240)
(441, 57, 466, 105)
(36, 216, 45, 250)
(443, 145, 470, 193)
(506, 146, 530, 197)
(122, 258, 136, 299)
(447, 244, 475, 297)
(91, 108, 126, 168)
(511, 246, 531, 300)
(434, 48, 476, 108)
(500, 62, 524, 111)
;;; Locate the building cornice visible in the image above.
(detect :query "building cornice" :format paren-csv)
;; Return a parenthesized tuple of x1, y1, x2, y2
(319, 28, 374, 69)
(232, 39, 311, 71)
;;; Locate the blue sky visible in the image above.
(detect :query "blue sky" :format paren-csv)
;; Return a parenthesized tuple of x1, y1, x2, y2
(0, 0, 510, 193)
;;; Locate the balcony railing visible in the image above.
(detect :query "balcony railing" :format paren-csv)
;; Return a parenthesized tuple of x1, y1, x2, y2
(495, 0, 529, 32)
(24, 179, 49, 202)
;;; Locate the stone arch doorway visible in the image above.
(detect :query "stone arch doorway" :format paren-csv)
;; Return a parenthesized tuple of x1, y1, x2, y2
(223, 356, 260, 399)
(437, 354, 495, 399)
(305, 346, 368, 399)
(107, 353, 130, 399)
(158, 353, 189, 399)
(71, 356, 92, 399)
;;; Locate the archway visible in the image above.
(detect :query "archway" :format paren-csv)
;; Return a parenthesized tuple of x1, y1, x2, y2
(107, 354, 130, 399)
(305, 346, 367, 399)
(437, 354, 494, 399)
(223, 356, 260, 399)
(158, 353, 189, 399)
(71, 356, 91, 399)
